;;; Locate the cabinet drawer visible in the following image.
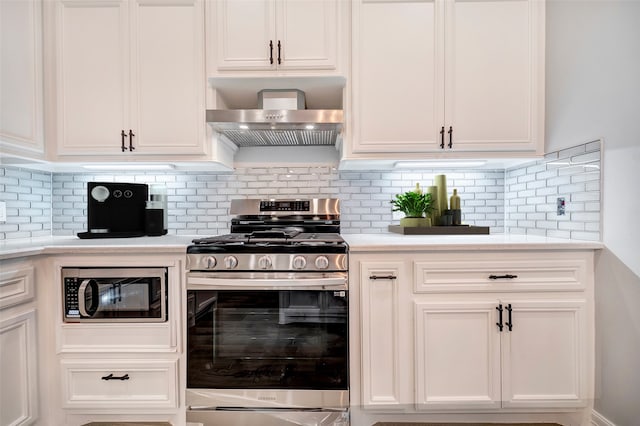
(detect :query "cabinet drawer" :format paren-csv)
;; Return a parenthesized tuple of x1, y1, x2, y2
(414, 253, 589, 293)
(0, 261, 35, 309)
(61, 359, 178, 409)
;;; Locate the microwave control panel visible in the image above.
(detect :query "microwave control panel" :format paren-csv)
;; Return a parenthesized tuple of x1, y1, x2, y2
(64, 277, 82, 318)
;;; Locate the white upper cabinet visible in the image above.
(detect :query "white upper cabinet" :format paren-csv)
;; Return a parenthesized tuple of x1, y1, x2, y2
(444, 0, 542, 152)
(0, 0, 45, 159)
(347, 0, 544, 159)
(53, 0, 207, 157)
(351, 0, 442, 153)
(210, 0, 339, 73)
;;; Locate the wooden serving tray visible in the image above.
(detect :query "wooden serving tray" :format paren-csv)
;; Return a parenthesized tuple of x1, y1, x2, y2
(388, 225, 490, 235)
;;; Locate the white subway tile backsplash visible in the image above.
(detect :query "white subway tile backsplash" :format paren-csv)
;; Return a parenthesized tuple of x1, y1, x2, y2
(1, 141, 600, 241)
(0, 168, 52, 240)
(558, 145, 586, 159)
(505, 140, 601, 241)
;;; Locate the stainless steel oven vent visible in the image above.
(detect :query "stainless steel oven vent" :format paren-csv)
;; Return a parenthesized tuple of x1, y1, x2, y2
(206, 109, 343, 147)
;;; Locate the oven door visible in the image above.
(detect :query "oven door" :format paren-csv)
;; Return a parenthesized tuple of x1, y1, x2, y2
(186, 272, 349, 417)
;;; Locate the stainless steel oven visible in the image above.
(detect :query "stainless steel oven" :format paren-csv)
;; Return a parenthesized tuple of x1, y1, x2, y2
(185, 198, 349, 426)
(62, 267, 167, 322)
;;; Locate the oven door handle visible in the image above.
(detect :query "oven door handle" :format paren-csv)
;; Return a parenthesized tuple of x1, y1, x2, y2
(187, 276, 347, 291)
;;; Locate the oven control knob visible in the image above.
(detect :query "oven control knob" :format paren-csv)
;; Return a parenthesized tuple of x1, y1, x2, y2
(292, 256, 307, 269)
(315, 256, 330, 269)
(223, 256, 238, 269)
(257, 256, 272, 269)
(204, 256, 217, 269)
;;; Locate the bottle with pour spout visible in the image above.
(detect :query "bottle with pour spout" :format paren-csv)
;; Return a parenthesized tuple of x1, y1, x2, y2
(450, 188, 461, 225)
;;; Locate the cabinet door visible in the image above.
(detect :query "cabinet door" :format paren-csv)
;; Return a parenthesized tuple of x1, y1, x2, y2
(0, 0, 44, 158)
(501, 299, 588, 408)
(414, 300, 501, 410)
(214, 0, 275, 70)
(276, 0, 337, 70)
(55, 0, 130, 155)
(444, 0, 543, 152)
(0, 309, 38, 425)
(360, 262, 406, 407)
(351, 0, 443, 154)
(130, 0, 206, 155)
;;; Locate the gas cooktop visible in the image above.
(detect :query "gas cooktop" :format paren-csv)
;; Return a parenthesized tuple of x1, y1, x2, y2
(192, 230, 344, 244)
(187, 231, 347, 255)
(186, 198, 347, 271)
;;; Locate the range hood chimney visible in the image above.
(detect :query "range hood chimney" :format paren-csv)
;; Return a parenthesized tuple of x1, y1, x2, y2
(206, 89, 343, 147)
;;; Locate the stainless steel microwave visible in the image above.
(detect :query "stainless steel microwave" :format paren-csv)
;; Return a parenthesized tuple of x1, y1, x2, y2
(62, 267, 167, 322)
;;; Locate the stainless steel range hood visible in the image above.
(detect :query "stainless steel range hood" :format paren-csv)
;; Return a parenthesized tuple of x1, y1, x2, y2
(206, 109, 343, 147)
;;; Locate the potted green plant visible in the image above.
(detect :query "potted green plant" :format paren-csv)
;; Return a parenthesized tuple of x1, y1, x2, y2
(391, 187, 434, 227)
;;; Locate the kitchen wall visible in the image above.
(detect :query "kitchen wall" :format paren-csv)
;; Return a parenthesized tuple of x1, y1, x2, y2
(546, 0, 640, 424)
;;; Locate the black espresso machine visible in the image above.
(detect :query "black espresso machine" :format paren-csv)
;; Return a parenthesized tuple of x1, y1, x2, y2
(77, 182, 158, 239)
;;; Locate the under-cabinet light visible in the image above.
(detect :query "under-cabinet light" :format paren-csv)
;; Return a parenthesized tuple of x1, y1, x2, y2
(83, 164, 175, 171)
(394, 160, 487, 169)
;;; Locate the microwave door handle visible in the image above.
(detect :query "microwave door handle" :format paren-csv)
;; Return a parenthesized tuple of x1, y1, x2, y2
(78, 279, 99, 317)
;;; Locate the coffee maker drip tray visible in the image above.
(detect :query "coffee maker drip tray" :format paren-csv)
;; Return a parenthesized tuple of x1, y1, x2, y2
(77, 230, 147, 239)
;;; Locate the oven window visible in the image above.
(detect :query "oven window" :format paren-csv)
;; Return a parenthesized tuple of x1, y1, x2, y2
(187, 290, 348, 390)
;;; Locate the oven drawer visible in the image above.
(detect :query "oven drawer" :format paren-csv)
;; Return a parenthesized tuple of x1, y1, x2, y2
(187, 409, 350, 426)
(61, 359, 178, 409)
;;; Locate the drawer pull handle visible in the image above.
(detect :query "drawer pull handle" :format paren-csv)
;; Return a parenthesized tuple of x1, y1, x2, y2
(369, 275, 397, 280)
(496, 304, 503, 331)
(488, 274, 518, 280)
(101, 373, 130, 381)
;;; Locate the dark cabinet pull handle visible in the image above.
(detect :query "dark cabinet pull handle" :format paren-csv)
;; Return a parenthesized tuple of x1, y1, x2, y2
(496, 304, 503, 331)
(369, 275, 397, 280)
(505, 304, 513, 331)
(121, 130, 127, 152)
(101, 373, 130, 381)
(448, 126, 453, 148)
(269, 40, 273, 64)
(488, 274, 518, 280)
(440, 126, 445, 149)
(128, 129, 135, 151)
(277, 40, 281, 65)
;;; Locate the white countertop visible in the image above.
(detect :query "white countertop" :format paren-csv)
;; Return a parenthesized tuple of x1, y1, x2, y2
(342, 233, 603, 252)
(0, 233, 603, 261)
(0, 235, 195, 260)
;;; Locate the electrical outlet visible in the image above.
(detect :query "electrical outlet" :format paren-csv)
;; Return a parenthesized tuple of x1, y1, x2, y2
(0, 201, 6, 222)
(557, 197, 566, 216)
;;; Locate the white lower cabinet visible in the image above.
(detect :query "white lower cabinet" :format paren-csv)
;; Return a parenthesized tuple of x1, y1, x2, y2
(414, 300, 502, 410)
(352, 250, 594, 419)
(0, 309, 38, 426)
(35, 254, 184, 425)
(359, 262, 407, 407)
(415, 298, 587, 410)
(0, 258, 39, 426)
